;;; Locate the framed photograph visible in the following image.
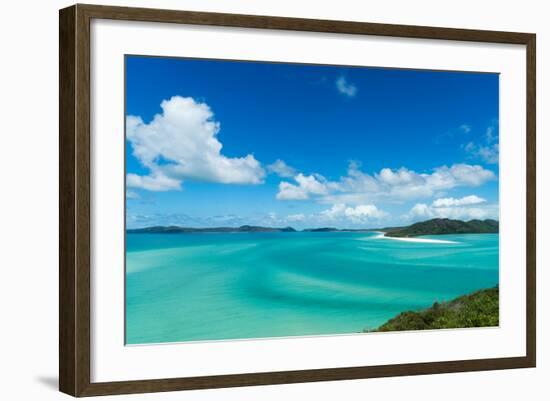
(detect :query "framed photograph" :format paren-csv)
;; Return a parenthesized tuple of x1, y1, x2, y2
(59, 4, 536, 397)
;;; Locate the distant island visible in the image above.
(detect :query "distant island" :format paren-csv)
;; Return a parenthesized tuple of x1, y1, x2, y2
(367, 286, 499, 332)
(128, 218, 499, 237)
(380, 218, 499, 238)
(127, 225, 297, 234)
(126, 225, 379, 234)
(302, 227, 372, 232)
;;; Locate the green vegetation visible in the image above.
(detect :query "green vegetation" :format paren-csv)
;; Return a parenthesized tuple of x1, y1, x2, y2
(127, 225, 297, 234)
(302, 227, 338, 232)
(128, 225, 375, 234)
(384, 218, 498, 238)
(127, 218, 499, 236)
(367, 287, 499, 332)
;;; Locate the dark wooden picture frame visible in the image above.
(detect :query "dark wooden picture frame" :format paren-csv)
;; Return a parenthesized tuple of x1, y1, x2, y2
(59, 3, 536, 397)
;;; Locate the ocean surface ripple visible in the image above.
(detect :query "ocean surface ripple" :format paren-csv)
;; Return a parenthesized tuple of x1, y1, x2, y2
(126, 231, 499, 344)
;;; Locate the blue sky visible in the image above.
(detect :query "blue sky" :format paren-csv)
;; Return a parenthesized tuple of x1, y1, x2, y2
(125, 55, 499, 229)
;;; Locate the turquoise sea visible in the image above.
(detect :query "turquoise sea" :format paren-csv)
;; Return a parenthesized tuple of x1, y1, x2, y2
(125, 232, 498, 344)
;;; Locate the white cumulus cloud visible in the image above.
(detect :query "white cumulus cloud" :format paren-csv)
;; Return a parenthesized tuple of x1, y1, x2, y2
(320, 203, 387, 223)
(319, 162, 496, 205)
(277, 182, 309, 200)
(344, 204, 388, 222)
(431, 195, 486, 208)
(406, 195, 496, 221)
(377, 167, 421, 186)
(126, 96, 265, 191)
(320, 203, 347, 220)
(126, 172, 181, 192)
(276, 173, 328, 200)
(408, 203, 432, 218)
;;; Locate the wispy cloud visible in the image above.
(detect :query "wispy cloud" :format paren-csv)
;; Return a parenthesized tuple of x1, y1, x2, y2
(286, 213, 305, 222)
(434, 123, 473, 144)
(267, 159, 297, 178)
(464, 142, 499, 165)
(459, 124, 472, 134)
(335, 76, 357, 97)
(126, 189, 141, 200)
(463, 120, 499, 164)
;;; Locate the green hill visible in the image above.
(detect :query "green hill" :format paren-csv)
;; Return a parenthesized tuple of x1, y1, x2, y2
(384, 218, 498, 238)
(127, 225, 296, 234)
(367, 287, 499, 332)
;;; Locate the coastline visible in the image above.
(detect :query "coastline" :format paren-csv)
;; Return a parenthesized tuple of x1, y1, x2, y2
(367, 286, 499, 333)
(373, 233, 459, 244)
(127, 218, 498, 239)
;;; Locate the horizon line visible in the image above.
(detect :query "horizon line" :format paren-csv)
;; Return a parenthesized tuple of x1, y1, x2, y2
(126, 217, 500, 232)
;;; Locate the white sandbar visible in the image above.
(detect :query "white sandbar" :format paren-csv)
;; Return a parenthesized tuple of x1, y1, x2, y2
(374, 233, 459, 244)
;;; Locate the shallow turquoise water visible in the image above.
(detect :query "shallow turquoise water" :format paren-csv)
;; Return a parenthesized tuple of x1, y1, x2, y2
(125, 232, 498, 344)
